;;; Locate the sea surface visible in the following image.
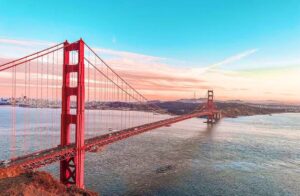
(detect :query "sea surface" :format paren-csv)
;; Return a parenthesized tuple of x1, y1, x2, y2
(0, 106, 299, 196)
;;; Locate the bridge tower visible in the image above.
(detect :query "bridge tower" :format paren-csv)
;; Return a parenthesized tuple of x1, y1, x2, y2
(60, 39, 85, 188)
(206, 90, 214, 124)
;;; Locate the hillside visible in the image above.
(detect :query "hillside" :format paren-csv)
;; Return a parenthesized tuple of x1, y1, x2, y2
(155, 101, 298, 118)
(0, 169, 98, 196)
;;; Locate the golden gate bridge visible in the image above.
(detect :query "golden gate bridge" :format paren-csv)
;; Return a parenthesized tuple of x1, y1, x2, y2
(0, 39, 221, 188)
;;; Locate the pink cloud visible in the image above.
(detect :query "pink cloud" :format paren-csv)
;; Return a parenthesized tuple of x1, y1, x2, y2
(1, 38, 300, 103)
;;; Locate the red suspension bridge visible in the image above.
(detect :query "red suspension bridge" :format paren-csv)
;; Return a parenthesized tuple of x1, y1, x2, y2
(0, 39, 221, 188)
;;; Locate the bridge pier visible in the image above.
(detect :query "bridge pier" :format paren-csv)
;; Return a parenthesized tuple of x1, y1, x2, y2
(206, 113, 221, 125)
(206, 114, 214, 124)
(214, 112, 221, 121)
(60, 39, 85, 188)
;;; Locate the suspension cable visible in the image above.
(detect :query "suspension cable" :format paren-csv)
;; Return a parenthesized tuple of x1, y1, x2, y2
(84, 43, 169, 114)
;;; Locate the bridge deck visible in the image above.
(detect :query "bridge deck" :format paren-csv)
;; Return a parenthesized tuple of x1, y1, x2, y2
(0, 111, 217, 170)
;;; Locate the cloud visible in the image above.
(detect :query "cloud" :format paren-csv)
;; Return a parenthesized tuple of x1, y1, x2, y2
(208, 49, 258, 69)
(0, 37, 299, 103)
(92, 48, 163, 63)
(0, 38, 54, 47)
(187, 49, 259, 75)
(0, 38, 57, 58)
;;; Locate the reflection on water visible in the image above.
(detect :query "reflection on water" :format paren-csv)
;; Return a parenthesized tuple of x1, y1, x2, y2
(0, 107, 299, 195)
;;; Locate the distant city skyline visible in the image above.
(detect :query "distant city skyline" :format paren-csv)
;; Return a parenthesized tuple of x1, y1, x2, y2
(0, 0, 300, 103)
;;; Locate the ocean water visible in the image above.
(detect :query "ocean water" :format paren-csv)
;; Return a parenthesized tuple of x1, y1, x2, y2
(0, 107, 299, 195)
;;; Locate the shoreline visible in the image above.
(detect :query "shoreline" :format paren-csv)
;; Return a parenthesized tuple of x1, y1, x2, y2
(1, 104, 299, 119)
(0, 169, 98, 196)
(221, 111, 297, 118)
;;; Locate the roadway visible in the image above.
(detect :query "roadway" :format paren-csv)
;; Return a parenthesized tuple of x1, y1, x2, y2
(0, 111, 217, 171)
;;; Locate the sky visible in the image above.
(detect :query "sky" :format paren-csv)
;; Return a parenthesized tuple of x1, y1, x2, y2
(0, 0, 300, 103)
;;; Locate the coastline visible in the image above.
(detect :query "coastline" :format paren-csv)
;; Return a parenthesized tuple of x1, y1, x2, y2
(1, 100, 299, 119)
(0, 169, 98, 196)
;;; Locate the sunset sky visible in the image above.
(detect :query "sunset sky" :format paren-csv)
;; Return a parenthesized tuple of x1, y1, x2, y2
(1, 0, 300, 103)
